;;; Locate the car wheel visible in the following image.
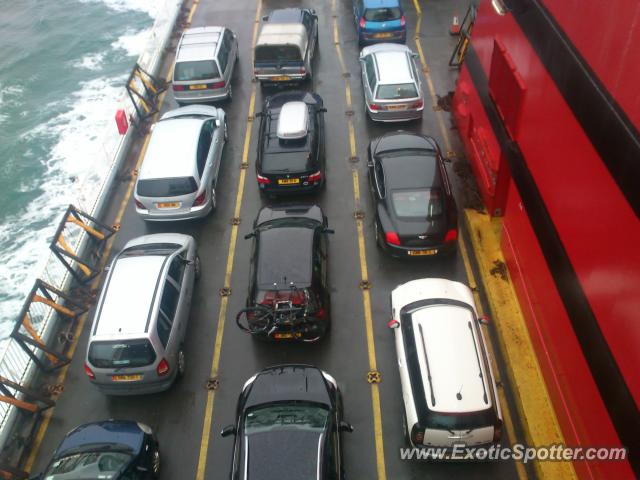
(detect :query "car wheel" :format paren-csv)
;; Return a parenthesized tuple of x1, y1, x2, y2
(374, 221, 383, 249)
(211, 190, 217, 211)
(224, 118, 228, 142)
(194, 254, 201, 281)
(177, 349, 186, 378)
(227, 84, 233, 101)
(151, 448, 160, 478)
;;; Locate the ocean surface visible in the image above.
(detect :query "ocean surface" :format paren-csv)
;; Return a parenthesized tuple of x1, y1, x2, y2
(0, 0, 159, 337)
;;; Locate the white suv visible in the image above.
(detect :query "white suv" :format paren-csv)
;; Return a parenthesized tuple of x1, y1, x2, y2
(389, 278, 503, 454)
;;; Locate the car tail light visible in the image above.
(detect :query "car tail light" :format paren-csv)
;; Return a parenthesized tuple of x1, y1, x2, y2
(493, 419, 503, 442)
(411, 425, 424, 445)
(308, 171, 322, 183)
(257, 174, 270, 185)
(400, 15, 406, 27)
(315, 308, 326, 319)
(211, 81, 225, 89)
(411, 99, 424, 109)
(369, 103, 380, 111)
(444, 228, 458, 243)
(134, 199, 146, 210)
(172, 84, 185, 91)
(385, 231, 401, 246)
(192, 191, 207, 207)
(157, 358, 170, 376)
(359, 17, 366, 29)
(84, 363, 95, 380)
(299, 67, 306, 75)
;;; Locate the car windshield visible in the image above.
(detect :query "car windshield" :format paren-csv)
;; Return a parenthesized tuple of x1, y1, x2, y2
(174, 60, 220, 81)
(377, 82, 418, 100)
(137, 177, 198, 197)
(88, 339, 156, 369)
(245, 403, 329, 434)
(43, 451, 132, 479)
(255, 45, 302, 63)
(364, 7, 402, 21)
(391, 188, 443, 218)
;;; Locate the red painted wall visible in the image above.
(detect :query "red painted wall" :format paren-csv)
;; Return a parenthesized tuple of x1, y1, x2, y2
(454, 1, 639, 478)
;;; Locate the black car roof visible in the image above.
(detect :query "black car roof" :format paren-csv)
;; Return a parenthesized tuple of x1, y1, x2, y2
(266, 90, 323, 110)
(257, 225, 314, 289)
(381, 154, 441, 190)
(245, 365, 333, 409)
(256, 204, 324, 226)
(267, 8, 305, 23)
(56, 421, 144, 458)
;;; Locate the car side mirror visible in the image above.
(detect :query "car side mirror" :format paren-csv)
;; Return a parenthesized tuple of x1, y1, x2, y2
(387, 319, 400, 329)
(322, 228, 335, 235)
(318, 107, 327, 113)
(221, 425, 236, 437)
(262, 15, 268, 21)
(215, 119, 221, 128)
(254, 111, 264, 118)
(339, 421, 354, 433)
(244, 232, 255, 239)
(478, 315, 490, 325)
(103, 265, 111, 273)
(412, 52, 420, 59)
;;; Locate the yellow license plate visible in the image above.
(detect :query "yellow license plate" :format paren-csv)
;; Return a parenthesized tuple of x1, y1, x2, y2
(408, 249, 438, 256)
(374, 32, 393, 38)
(272, 75, 291, 81)
(189, 84, 208, 90)
(278, 178, 300, 185)
(274, 333, 295, 339)
(156, 202, 181, 209)
(112, 374, 142, 382)
(387, 104, 407, 111)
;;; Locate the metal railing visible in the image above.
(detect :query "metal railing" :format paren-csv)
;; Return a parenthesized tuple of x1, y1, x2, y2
(0, 0, 186, 470)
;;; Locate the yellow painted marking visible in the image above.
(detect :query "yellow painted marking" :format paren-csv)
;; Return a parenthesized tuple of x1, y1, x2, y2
(24, 1, 199, 472)
(412, 0, 422, 16)
(187, 0, 199, 24)
(334, 4, 387, 479)
(458, 235, 527, 480)
(464, 210, 577, 480)
(196, 1, 262, 478)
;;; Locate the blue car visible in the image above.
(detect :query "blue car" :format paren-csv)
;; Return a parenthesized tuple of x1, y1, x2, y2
(353, 0, 406, 45)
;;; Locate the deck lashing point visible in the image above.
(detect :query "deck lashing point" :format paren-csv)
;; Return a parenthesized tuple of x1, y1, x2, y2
(359, 280, 372, 290)
(206, 377, 220, 390)
(230, 217, 241, 226)
(219, 287, 232, 297)
(367, 371, 381, 384)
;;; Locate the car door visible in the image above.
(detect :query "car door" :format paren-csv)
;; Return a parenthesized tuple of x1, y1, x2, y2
(361, 54, 376, 106)
(225, 29, 238, 82)
(353, 0, 363, 25)
(197, 120, 214, 192)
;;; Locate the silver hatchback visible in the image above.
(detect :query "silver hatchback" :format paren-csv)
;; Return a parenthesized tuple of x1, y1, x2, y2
(134, 105, 227, 221)
(85, 234, 199, 395)
(172, 26, 238, 104)
(359, 43, 424, 122)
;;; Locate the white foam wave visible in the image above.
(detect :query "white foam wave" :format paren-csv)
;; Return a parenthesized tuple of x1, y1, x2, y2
(0, 85, 24, 125)
(78, 0, 160, 18)
(112, 28, 152, 57)
(73, 52, 106, 71)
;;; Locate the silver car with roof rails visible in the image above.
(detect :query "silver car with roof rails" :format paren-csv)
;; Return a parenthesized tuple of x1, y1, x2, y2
(84, 233, 199, 395)
(359, 43, 424, 122)
(172, 26, 238, 104)
(134, 105, 227, 221)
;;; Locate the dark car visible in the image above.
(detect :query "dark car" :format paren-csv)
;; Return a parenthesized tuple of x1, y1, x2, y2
(32, 420, 160, 480)
(255, 91, 326, 196)
(236, 204, 333, 342)
(367, 131, 458, 257)
(221, 365, 353, 480)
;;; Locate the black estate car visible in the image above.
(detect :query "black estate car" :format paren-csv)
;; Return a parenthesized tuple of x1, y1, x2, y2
(237, 204, 332, 342)
(221, 365, 353, 480)
(255, 91, 326, 196)
(33, 420, 160, 479)
(367, 131, 458, 257)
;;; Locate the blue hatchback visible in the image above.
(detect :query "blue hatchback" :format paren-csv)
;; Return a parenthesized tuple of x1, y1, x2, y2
(353, 0, 406, 45)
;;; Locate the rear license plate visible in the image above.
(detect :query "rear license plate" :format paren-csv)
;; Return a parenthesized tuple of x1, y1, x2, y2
(156, 202, 181, 209)
(408, 249, 438, 256)
(112, 374, 142, 382)
(278, 178, 300, 185)
(374, 32, 394, 39)
(272, 75, 291, 81)
(387, 104, 407, 111)
(189, 84, 208, 90)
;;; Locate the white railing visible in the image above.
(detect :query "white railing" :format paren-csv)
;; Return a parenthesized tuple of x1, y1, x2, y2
(0, 0, 184, 452)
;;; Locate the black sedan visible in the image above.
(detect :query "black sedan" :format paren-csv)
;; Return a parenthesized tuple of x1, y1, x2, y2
(367, 131, 458, 257)
(237, 204, 333, 342)
(255, 91, 326, 196)
(32, 420, 160, 479)
(221, 365, 353, 480)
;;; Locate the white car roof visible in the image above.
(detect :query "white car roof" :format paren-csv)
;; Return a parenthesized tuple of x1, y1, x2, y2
(392, 278, 477, 315)
(176, 26, 223, 62)
(94, 255, 167, 337)
(256, 23, 307, 51)
(277, 101, 308, 139)
(375, 50, 414, 85)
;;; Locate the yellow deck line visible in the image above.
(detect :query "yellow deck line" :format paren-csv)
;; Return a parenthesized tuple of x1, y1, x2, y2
(334, 10, 387, 480)
(465, 210, 577, 479)
(195, 1, 261, 478)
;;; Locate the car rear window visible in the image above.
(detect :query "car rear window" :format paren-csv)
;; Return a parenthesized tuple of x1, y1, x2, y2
(392, 189, 443, 218)
(255, 45, 302, 63)
(88, 339, 156, 369)
(377, 82, 419, 100)
(137, 177, 198, 197)
(174, 60, 220, 81)
(364, 7, 402, 21)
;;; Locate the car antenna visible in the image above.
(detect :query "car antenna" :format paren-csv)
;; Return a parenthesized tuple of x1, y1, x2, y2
(456, 384, 463, 401)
